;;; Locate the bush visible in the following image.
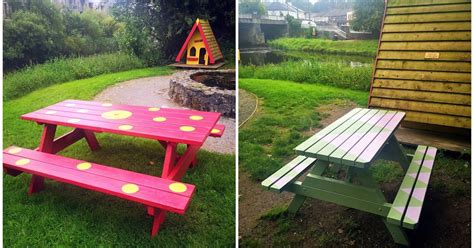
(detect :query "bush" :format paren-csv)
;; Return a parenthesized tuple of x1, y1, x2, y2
(4, 53, 145, 100)
(239, 60, 373, 91)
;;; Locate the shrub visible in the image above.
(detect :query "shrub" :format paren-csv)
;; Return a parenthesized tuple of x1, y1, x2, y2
(4, 53, 145, 100)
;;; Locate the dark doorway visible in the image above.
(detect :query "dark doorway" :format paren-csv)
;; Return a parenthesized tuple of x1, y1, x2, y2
(199, 48, 206, 64)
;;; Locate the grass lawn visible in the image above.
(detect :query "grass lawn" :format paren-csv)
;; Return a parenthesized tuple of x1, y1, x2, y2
(239, 78, 470, 247)
(268, 38, 378, 56)
(4, 67, 235, 247)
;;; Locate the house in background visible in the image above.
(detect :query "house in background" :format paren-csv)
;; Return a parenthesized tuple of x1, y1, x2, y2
(264, 1, 306, 20)
(311, 8, 353, 26)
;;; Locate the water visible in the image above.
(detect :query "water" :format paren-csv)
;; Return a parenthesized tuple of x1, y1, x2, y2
(240, 48, 374, 67)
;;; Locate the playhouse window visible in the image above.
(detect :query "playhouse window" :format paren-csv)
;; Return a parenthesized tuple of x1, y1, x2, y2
(190, 47, 196, 56)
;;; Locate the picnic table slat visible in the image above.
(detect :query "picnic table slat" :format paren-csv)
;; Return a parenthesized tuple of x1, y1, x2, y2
(3, 152, 193, 214)
(341, 111, 399, 167)
(294, 108, 362, 152)
(7, 147, 194, 198)
(316, 109, 382, 160)
(270, 157, 317, 192)
(327, 110, 388, 163)
(304, 108, 372, 155)
(261, 156, 307, 188)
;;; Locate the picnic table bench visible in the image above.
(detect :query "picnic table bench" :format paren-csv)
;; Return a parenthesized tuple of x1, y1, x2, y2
(3, 99, 225, 237)
(262, 108, 437, 245)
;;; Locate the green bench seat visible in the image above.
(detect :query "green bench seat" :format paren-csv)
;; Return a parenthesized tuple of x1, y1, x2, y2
(262, 156, 317, 193)
(387, 145, 437, 229)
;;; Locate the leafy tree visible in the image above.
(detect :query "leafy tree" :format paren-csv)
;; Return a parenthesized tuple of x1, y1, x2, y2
(239, 0, 266, 16)
(286, 15, 302, 37)
(351, 0, 385, 35)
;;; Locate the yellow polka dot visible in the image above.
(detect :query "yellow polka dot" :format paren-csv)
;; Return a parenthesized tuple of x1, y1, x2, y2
(102, 103, 113, 107)
(65, 103, 76, 107)
(8, 147, 22, 154)
(180, 126, 195, 132)
(45, 110, 57, 115)
(101, 110, 132, 120)
(76, 162, 92, 171)
(148, 107, 160, 111)
(68, 119, 81, 123)
(189, 115, 204, 121)
(118, 125, 133, 130)
(77, 109, 89, 113)
(211, 128, 221, 134)
(15, 158, 30, 166)
(169, 182, 187, 193)
(153, 117, 167, 122)
(122, 183, 139, 194)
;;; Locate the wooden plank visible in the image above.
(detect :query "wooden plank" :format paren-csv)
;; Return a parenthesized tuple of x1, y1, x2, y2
(261, 156, 307, 188)
(209, 124, 225, 137)
(385, 12, 470, 23)
(376, 60, 471, 72)
(295, 108, 362, 152)
(3, 152, 194, 214)
(317, 110, 382, 160)
(305, 109, 372, 156)
(387, 145, 427, 225)
(328, 110, 388, 163)
(379, 41, 471, 51)
(381, 31, 471, 41)
(403, 147, 437, 229)
(371, 88, 471, 105)
(374, 69, 471, 83)
(377, 51, 471, 61)
(404, 110, 470, 128)
(383, 22, 471, 32)
(386, 3, 471, 14)
(388, 0, 471, 7)
(372, 79, 471, 93)
(342, 111, 402, 167)
(270, 157, 317, 192)
(370, 97, 471, 116)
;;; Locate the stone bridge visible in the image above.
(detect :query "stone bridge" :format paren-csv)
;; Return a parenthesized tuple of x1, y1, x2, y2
(239, 14, 288, 47)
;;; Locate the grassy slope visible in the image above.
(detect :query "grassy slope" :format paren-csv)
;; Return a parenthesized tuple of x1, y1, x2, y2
(239, 78, 368, 180)
(4, 67, 235, 247)
(268, 38, 378, 56)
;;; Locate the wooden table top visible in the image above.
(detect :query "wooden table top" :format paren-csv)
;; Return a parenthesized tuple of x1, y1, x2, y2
(21, 100, 221, 146)
(295, 108, 405, 167)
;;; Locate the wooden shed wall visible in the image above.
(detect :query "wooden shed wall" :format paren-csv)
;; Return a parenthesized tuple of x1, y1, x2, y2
(368, 0, 471, 129)
(200, 20, 224, 61)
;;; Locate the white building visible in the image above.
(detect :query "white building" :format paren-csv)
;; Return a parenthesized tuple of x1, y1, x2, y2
(264, 1, 307, 20)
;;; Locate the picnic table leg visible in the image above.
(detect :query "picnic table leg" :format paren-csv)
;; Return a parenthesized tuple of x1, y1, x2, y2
(29, 124, 57, 195)
(380, 135, 410, 171)
(167, 145, 200, 181)
(161, 142, 177, 177)
(82, 129, 100, 151)
(288, 160, 328, 216)
(355, 167, 409, 245)
(187, 144, 198, 167)
(150, 208, 167, 238)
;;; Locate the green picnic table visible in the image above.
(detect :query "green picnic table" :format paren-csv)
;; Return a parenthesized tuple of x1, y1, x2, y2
(262, 108, 437, 246)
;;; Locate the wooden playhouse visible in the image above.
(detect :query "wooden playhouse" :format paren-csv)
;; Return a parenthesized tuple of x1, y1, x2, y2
(172, 18, 225, 69)
(369, 0, 471, 135)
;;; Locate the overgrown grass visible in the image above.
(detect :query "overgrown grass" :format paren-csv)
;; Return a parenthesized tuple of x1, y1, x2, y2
(268, 38, 378, 57)
(4, 53, 146, 101)
(240, 60, 373, 91)
(4, 67, 235, 247)
(239, 78, 368, 180)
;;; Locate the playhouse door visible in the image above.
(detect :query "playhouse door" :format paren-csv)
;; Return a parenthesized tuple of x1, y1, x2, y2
(199, 48, 207, 65)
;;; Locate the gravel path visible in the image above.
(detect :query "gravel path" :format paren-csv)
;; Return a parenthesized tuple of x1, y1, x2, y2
(94, 75, 235, 154)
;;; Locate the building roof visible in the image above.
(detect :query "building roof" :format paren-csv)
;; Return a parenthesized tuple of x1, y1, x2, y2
(175, 19, 224, 64)
(264, 2, 305, 13)
(312, 9, 351, 17)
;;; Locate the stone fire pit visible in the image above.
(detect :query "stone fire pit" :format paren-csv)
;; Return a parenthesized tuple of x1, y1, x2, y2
(169, 70, 235, 117)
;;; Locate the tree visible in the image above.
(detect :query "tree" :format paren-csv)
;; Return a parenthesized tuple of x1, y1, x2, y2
(239, 0, 266, 16)
(351, 0, 385, 35)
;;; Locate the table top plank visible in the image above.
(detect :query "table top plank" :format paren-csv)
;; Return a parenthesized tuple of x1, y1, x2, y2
(316, 109, 383, 160)
(304, 109, 372, 155)
(355, 112, 405, 165)
(328, 110, 388, 164)
(21, 100, 221, 145)
(342, 111, 400, 166)
(294, 108, 362, 152)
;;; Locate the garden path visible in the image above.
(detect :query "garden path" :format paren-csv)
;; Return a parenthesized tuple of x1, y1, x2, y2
(94, 74, 235, 154)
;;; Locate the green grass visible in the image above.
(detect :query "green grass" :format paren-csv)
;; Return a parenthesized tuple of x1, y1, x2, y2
(240, 60, 372, 95)
(4, 53, 146, 101)
(239, 78, 368, 180)
(4, 67, 235, 247)
(268, 38, 378, 57)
